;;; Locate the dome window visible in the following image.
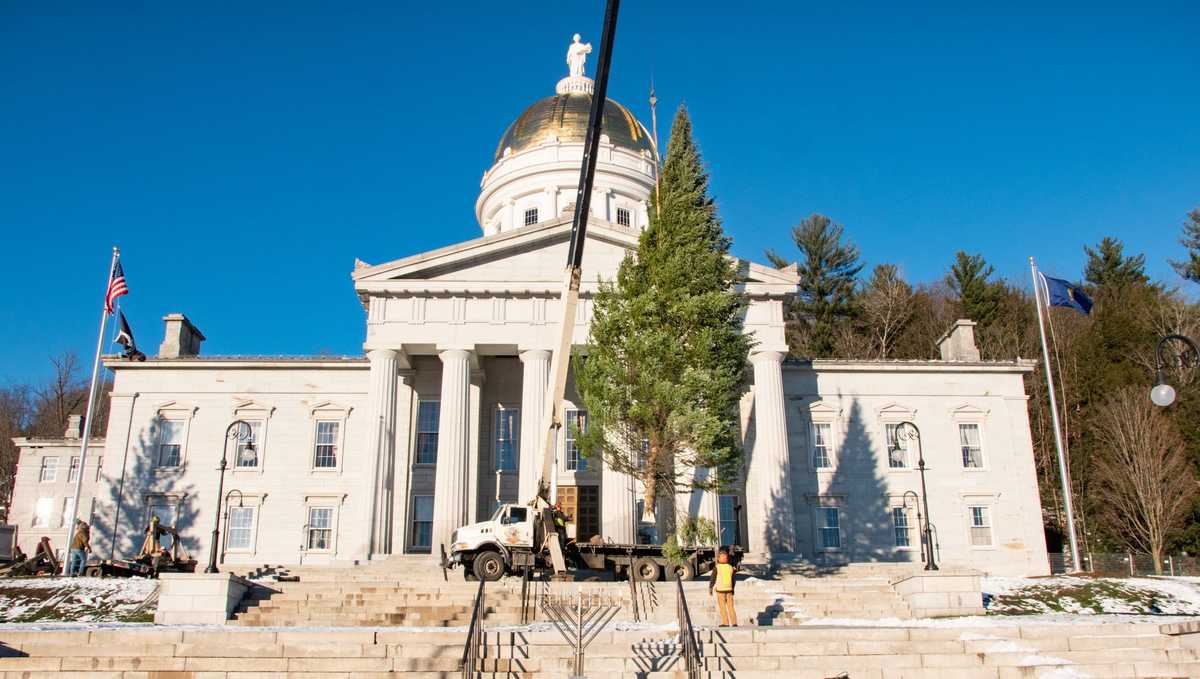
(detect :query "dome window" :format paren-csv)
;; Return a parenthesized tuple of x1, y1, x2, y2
(523, 208, 539, 226)
(616, 207, 631, 228)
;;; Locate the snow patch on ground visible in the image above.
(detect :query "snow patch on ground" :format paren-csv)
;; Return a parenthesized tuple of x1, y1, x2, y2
(0, 577, 158, 623)
(982, 575, 1200, 616)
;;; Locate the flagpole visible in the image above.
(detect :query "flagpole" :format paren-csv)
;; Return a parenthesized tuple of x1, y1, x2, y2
(1029, 256, 1082, 573)
(69, 247, 119, 538)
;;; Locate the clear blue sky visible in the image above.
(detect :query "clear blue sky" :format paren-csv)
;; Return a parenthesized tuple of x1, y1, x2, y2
(3, 2, 1197, 383)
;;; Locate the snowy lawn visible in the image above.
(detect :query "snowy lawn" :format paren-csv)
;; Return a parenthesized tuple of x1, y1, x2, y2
(982, 575, 1200, 616)
(0, 577, 158, 623)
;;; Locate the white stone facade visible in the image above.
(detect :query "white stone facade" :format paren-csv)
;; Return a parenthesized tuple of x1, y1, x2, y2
(7, 37, 1051, 577)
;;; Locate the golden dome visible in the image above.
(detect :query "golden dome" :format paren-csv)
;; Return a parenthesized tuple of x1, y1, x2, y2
(494, 92, 657, 162)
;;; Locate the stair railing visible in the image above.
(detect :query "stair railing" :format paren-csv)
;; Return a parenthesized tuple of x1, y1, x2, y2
(460, 577, 486, 678)
(674, 573, 701, 679)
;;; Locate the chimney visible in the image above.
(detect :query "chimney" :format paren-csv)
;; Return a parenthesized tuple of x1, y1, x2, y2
(65, 414, 84, 439)
(159, 313, 205, 358)
(937, 319, 981, 362)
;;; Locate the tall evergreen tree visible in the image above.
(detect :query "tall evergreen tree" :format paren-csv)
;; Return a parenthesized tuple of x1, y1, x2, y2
(766, 214, 862, 357)
(575, 105, 751, 521)
(1083, 236, 1148, 288)
(946, 251, 1000, 327)
(1172, 208, 1200, 284)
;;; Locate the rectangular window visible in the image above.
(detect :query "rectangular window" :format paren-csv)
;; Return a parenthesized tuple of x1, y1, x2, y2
(635, 499, 657, 545)
(313, 421, 339, 468)
(523, 207, 538, 226)
(565, 409, 588, 471)
(39, 457, 58, 483)
(885, 424, 908, 468)
(415, 401, 440, 464)
(226, 506, 255, 550)
(960, 424, 984, 468)
(819, 507, 841, 549)
(811, 423, 832, 469)
(892, 507, 911, 547)
(157, 420, 185, 467)
(494, 406, 519, 472)
(68, 457, 81, 483)
(307, 507, 334, 550)
(616, 207, 631, 227)
(62, 497, 76, 529)
(235, 421, 262, 468)
(719, 495, 739, 547)
(411, 496, 434, 549)
(969, 506, 993, 546)
(33, 498, 53, 527)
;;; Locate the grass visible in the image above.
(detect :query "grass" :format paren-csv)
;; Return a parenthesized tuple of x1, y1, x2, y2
(987, 576, 1194, 616)
(0, 577, 159, 623)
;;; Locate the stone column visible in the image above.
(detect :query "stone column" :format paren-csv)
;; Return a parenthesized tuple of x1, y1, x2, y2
(431, 349, 472, 556)
(601, 455, 634, 544)
(390, 371, 416, 553)
(467, 367, 485, 523)
(518, 350, 551, 502)
(365, 349, 399, 558)
(745, 351, 795, 558)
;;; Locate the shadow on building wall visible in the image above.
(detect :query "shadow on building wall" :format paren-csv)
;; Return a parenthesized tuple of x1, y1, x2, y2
(93, 419, 198, 560)
(830, 399, 907, 564)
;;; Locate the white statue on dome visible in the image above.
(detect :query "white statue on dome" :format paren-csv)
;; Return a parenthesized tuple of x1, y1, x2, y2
(566, 33, 592, 78)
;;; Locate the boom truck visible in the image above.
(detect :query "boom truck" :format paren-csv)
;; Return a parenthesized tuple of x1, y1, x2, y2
(441, 0, 738, 583)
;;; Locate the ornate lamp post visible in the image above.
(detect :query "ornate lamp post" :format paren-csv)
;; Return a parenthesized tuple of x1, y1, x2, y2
(894, 421, 938, 571)
(204, 421, 253, 574)
(1151, 334, 1199, 407)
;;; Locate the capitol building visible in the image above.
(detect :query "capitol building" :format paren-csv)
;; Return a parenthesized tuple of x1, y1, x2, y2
(10, 37, 1051, 577)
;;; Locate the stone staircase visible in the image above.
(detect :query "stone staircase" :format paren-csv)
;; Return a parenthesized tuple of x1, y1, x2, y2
(765, 572, 913, 622)
(2, 621, 1200, 678)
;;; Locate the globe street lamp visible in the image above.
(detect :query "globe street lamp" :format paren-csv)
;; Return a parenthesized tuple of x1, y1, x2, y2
(1151, 334, 1199, 407)
(893, 421, 938, 571)
(205, 421, 254, 574)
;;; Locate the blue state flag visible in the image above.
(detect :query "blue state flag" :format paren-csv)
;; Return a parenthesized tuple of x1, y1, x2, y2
(1038, 273, 1093, 315)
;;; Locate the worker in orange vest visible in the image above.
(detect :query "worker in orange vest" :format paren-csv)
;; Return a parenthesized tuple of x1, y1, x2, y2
(709, 548, 737, 627)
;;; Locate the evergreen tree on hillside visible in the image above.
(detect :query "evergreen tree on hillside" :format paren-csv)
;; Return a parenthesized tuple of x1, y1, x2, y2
(946, 251, 1001, 327)
(766, 214, 862, 357)
(575, 105, 751, 522)
(1084, 237, 1148, 288)
(1172, 208, 1200, 284)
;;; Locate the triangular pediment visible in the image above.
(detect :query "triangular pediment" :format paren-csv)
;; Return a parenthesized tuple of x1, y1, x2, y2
(353, 216, 798, 295)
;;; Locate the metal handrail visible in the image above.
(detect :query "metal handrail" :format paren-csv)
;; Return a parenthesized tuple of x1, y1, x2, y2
(460, 577, 486, 678)
(675, 573, 701, 679)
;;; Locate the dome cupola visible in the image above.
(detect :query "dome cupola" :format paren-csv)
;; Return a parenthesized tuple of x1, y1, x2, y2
(476, 34, 658, 236)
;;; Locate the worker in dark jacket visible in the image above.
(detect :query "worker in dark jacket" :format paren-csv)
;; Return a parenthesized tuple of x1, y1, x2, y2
(709, 548, 737, 626)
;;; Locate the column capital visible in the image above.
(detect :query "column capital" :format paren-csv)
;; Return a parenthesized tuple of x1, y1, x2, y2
(750, 350, 787, 365)
(519, 349, 553, 363)
(366, 348, 400, 362)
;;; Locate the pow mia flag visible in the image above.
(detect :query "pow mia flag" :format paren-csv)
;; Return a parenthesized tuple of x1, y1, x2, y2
(115, 311, 146, 361)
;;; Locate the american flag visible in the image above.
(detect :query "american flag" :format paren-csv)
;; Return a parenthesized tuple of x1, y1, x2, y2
(104, 260, 128, 315)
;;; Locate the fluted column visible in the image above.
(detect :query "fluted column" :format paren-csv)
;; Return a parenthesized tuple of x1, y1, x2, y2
(518, 350, 551, 502)
(601, 452, 634, 544)
(746, 351, 795, 557)
(365, 349, 399, 558)
(389, 371, 416, 553)
(431, 349, 472, 556)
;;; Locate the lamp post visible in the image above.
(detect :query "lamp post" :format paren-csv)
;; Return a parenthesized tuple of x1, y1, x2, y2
(894, 421, 938, 571)
(1151, 334, 1199, 407)
(205, 421, 253, 574)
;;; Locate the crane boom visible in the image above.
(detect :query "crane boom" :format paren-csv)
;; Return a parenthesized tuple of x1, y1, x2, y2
(534, 0, 621, 515)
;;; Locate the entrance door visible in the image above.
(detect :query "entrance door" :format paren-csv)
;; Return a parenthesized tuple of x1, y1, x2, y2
(558, 485, 600, 543)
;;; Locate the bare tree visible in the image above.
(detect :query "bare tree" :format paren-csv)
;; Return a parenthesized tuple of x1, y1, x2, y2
(0, 385, 34, 520)
(1094, 388, 1197, 573)
(32, 352, 85, 437)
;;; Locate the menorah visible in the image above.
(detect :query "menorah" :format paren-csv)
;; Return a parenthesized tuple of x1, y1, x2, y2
(540, 589, 622, 678)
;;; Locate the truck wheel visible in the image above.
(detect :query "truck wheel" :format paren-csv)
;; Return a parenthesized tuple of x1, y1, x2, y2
(473, 552, 506, 581)
(672, 562, 696, 581)
(632, 557, 661, 582)
(83, 566, 103, 578)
